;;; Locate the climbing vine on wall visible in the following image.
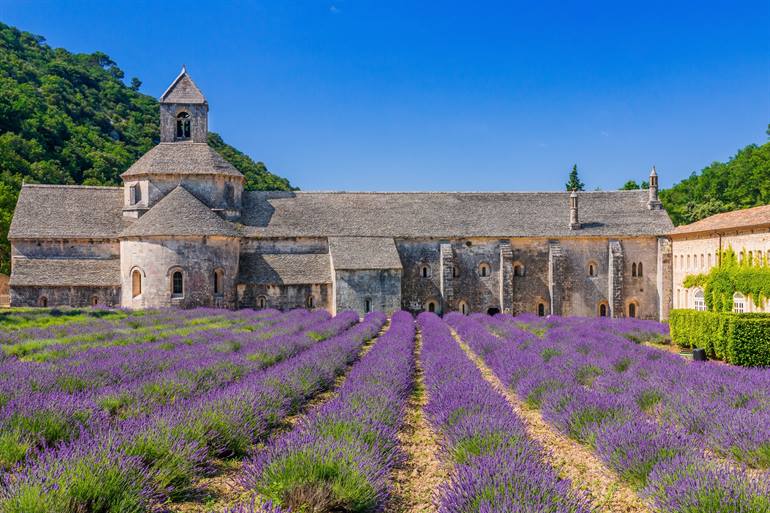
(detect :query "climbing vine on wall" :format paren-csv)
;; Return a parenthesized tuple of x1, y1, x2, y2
(683, 247, 770, 312)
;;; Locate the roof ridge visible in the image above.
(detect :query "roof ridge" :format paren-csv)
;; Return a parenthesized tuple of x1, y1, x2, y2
(250, 190, 648, 195)
(21, 184, 123, 190)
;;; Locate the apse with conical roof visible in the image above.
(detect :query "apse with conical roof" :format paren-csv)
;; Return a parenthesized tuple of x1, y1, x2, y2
(121, 67, 244, 220)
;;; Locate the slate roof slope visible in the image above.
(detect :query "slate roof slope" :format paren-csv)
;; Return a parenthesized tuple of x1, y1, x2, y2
(329, 237, 403, 270)
(238, 253, 332, 285)
(160, 68, 206, 104)
(120, 143, 243, 179)
(120, 186, 239, 238)
(9, 184, 127, 240)
(240, 190, 674, 238)
(10, 258, 120, 287)
(672, 204, 770, 236)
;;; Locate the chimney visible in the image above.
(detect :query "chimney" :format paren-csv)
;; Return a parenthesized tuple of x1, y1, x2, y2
(569, 190, 581, 230)
(648, 166, 662, 210)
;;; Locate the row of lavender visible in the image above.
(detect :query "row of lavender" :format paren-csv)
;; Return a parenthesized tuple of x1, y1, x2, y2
(496, 313, 770, 469)
(0, 307, 275, 360)
(419, 312, 590, 513)
(448, 313, 770, 512)
(1, 309, 385, 511)
(0, 308, 331, 473)
(230, 310, 416, 512)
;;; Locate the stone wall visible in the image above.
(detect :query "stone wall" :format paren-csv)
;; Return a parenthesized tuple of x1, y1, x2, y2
(335, 269, 402, 315)
(125, 175, 244, 213)
(11, 286, 120, 307)
(237, 283, 330, 311)
(12, 240, 119, 259)
(160, 103, 208, 143)
(120, 236, 239, 309)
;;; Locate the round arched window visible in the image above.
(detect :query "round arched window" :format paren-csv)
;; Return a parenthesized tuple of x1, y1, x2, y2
(479, 263, 491, 278)
(257, 296, 267, 309)
(171, 271, 183, 296)
(176, 111, 191, 139)
(458, 301, 469, 315)
(420, 265, 431, 279)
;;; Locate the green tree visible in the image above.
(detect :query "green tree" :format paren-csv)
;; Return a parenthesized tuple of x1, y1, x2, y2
(660, 137, 770, 225)
(565, 164, 585, 191)
(620, 180, 640, 190)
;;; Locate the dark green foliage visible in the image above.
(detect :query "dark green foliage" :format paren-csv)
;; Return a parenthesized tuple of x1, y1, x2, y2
(565, 164, 585, 191)
(660, 138, 770, 226)
(619, 180, 649, 190)
(0, 22, 294, 273)
(669, 310, 770, 367)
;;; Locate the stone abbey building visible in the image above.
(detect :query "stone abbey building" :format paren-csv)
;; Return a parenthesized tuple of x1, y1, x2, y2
(8, 69, 675, 319)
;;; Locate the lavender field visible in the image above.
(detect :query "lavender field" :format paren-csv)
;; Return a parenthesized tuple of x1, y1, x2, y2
(0, 308, 767, 513)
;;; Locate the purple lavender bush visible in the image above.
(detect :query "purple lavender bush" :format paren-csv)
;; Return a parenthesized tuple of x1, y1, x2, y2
(419, 312, 590, 513)
(237, 311, 415, 512)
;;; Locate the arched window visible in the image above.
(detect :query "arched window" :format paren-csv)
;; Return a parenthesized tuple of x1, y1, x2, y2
(632, 262, 637, 277)
(458, 300, 469, 315)
(637, 262, 643, 277)
(172, 271, 183, 296)
(700, 254, 704, 268)
(513, 263, 524, 277)
(748, 251, 754, 266)
(733, 292, 745, 313)
(707, 254, 712, 268)
(306, 295, 315, 309)
(420, 265, 431, 279)
(364, 298, 372, 313)
(599, 302, 608, 317)
(131, 269, 142, 298)
(537, 303, 546, 317)
(677, 289, 681, 308)
(91, 296, 99, 306)
(426, 301, 436, 313)
(694, 289, 706, 311)
(38, 296, 48, 307)
(452, 265, 459, 278)
(176, 111, 191, 139)
(628, 302, 638, 318)
(588, 262, 597, 277)
(213, 269, 224, 296)
(257, 296, 267, 309)
(479, 262, 491, 278)
(687, 255, 691, 269)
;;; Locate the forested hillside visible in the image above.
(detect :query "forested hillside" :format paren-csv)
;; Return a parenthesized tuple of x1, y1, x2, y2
(0, 22, 294, 273)
(660, 134, 770, 226)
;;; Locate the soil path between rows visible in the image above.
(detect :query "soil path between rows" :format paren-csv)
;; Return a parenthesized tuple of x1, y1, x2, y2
(385, 328, 449, 513)
(170, 319, 391, 513)
(450, 328, 655, 513)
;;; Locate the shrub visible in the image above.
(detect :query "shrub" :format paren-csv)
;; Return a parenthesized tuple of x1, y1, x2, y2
(669, 310, 770, 367)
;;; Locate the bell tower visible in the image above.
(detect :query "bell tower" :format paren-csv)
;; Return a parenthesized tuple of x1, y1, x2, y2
(159, 66, 208, 143)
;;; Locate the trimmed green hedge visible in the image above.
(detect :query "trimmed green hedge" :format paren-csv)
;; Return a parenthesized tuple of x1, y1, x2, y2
(669, 309, 770, 367)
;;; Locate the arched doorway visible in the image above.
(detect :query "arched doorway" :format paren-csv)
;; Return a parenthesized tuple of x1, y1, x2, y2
(487, 307, 500, 315)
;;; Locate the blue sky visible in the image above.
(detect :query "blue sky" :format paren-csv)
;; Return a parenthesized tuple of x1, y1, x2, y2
(2, 0, 769, 191)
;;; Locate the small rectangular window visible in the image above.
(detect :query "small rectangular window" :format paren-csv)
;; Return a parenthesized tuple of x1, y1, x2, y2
(129, 184, 141, 205)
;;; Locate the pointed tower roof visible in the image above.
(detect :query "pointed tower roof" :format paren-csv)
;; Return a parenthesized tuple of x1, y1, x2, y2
(121, 186, 239, 238)
(160, 66, 207, 104)
(650, 165, 657, 177)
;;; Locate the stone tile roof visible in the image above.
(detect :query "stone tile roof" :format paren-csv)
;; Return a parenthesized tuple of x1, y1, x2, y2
(120, 143, 243, 179)
(160, 68, 207, 104)
(9, 184, 127, 240)
(329, 237, 403, 270)
(120, 186, 239, 238)
(672, 204, 770, 236)
(238, 253, 332, 285)
(240, 190, 674, 238)
(10, 258, 120, 287)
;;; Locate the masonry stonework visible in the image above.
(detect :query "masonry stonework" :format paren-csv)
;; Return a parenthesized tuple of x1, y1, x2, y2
(7, 68, 676, 320)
